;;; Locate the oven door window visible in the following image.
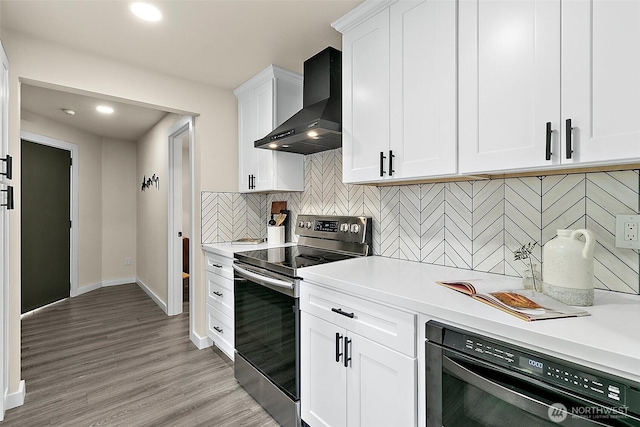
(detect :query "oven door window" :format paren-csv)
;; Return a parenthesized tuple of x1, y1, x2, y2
(235, 276, 298, 400)
(440, 352, 636, 427)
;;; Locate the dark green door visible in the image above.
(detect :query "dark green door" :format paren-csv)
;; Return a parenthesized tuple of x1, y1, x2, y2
(21, 140, 71, 313)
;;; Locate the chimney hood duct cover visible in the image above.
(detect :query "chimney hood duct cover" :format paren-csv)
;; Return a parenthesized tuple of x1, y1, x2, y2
(255, 47, 342, 155)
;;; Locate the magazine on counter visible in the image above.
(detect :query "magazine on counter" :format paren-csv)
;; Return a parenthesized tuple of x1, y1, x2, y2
(436, 280, 591, 321)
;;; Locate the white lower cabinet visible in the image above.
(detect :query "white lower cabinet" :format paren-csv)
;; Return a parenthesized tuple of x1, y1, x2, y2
(203, 249, 235, 360)
(302, 311, 347, 427)
(301, 284, 417, 427)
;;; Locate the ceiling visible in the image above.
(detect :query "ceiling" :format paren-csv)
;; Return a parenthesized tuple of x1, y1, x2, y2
(2, 0, 362, 140)
(21, 85, 170, 141)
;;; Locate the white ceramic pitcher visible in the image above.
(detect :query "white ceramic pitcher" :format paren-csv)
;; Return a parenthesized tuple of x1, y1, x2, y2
(542, 229, 595, 306)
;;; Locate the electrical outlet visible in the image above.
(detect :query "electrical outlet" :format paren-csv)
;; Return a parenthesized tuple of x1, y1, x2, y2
(124, 256, 131, 266)
(625, 222, 638, 241)
(615, 214, 640, 249)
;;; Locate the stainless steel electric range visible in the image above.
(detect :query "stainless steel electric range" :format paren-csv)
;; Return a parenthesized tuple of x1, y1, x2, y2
(233, 214, 372, 427)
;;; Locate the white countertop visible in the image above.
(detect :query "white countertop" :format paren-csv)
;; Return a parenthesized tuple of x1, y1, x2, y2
(297, 256, 640, 383)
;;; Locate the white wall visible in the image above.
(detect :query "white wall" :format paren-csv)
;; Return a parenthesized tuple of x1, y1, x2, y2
(136, 113, 182, 303)
(102, 138, 137, 283)
(3, 29, 239, 396)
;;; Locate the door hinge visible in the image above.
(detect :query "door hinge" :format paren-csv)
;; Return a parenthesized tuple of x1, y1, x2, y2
(70, 220, 72, 229)
(70, 157, 73, 166)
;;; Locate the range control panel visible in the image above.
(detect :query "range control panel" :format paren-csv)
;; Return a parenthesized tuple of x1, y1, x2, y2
(450, 333, 627, 408)
(295, 215, 372, 245)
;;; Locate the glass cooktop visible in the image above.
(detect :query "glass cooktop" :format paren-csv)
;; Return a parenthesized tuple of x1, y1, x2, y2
(234, 245, 357, 276)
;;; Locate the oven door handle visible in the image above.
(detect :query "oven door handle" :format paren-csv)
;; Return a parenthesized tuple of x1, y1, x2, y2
(443, 356, 612, 426)
(233, 264, 295, 290)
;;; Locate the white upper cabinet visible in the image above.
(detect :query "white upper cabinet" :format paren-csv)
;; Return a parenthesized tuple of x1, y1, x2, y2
(458, 0, 561, 174)
(390, 0, 457, 179)
(234, 66, 304, 193)
(459, 0, 640, 174)
(336, 0, 457, 184)
(340, 6, 391, 183)
(561, 0, 640, 165)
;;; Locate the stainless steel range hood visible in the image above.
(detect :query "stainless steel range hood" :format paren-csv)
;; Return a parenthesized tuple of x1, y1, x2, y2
(255, 47, 341, 155)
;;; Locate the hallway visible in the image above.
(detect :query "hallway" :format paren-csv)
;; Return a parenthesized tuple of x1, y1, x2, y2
(2, 284, 278, 426)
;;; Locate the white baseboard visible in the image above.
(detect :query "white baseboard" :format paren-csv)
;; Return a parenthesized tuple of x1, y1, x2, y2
(75, 281, 101, 296)
(75, 278, 135, 296)
(136, 278, 168, 314)
(102, 278, 136, 287)
(191, 331, 212, 349)
(5, 380, 25, 410)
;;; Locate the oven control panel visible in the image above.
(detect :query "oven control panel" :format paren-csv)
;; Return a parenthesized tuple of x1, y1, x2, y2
(448, 333, 628, 408)
(295, 215, 372, 245)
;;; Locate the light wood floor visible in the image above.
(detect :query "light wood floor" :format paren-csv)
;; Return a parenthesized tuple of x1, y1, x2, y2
(2, 284, 279, 426)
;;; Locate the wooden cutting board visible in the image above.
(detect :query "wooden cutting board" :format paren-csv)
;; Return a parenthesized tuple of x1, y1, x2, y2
(271, 201, 287, 214)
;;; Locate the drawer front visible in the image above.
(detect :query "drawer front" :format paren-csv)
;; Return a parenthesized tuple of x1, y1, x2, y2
(204, 250, 233, 279)
(301, 283, 416, 357)
(206, 304, 234, 360)
(206, 270, 234, 318)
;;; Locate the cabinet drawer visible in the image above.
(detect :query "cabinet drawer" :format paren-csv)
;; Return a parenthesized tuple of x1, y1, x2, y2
(206, 270, 234, 318)
(204, 251, 233, 279)
(206, 304, 234, 361)
(301, 284, 416, 357)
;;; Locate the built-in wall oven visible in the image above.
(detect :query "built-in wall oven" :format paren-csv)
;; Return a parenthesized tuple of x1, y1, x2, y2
(233, 215, 372, 427)
(426, 321, 640, 426)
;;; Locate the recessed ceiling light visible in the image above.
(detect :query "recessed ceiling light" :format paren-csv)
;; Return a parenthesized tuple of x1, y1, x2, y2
(130, 2, 163, 22)
(61, 108, 76, 116)
(96, 105, 114, 114)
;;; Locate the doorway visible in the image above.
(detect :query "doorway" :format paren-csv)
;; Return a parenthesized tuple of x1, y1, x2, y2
(21, 139, 72, 313)
(167, 116, 193, 317)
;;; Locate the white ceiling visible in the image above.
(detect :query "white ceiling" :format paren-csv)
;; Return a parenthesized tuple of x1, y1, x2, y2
(21, 84, 170, 141)
(2, 0, 362, 140)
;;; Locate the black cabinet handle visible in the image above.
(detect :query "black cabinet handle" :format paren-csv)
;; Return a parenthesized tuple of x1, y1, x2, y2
(213, 291, 223, 297)
(212, 263, 222, 268)
(388, 150, 394, 177)
(379, 152, 386, 177)
(1, 155, 12, 179)
(331, 307, 355, 318)
(213, 326, 223, 333)
(344, 336, 351, 368)
(566, 119, 573, 159)
(545, 122, 552, 161)
(1, 186, 13, 210)
(335, 332, 343, 363)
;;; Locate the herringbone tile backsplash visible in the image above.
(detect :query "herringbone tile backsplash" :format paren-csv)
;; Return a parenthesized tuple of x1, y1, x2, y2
(202, 149, 640, 295)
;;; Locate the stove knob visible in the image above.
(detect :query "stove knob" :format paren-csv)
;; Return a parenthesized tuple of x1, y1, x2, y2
(298, 220, 305, 228)
(305, 221, 312, 229)
(350, 223, 360, 234)
(340, 223, 349, 232)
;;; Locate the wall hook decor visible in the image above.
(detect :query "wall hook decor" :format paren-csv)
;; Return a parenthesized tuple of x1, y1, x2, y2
(141, 174, 160, 191)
